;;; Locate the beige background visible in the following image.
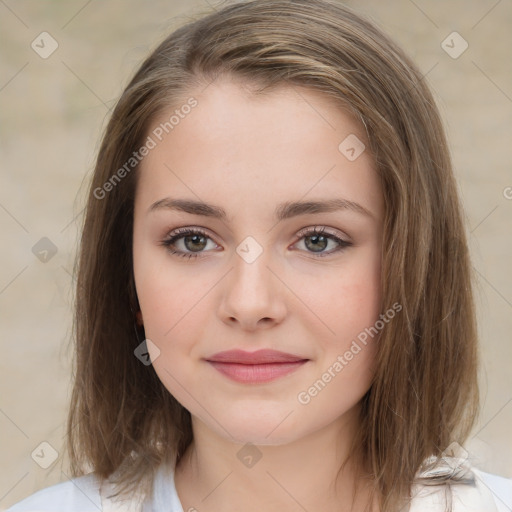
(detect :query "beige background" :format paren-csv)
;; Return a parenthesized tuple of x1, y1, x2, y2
(0, 0, 511, 509)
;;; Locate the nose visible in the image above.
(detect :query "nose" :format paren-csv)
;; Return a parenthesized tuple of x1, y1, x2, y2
(218, 248, 287, 331)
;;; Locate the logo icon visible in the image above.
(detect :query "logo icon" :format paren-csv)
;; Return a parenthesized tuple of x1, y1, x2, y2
(32, 237, 58, 263)
(441, 32, 468, 59)
(31, 32, 59, 59)
(236, 442, 263, 468)
(134, 338, 161, 365)
(31, 441, 59, 469)
(338, 134, 366, 161)
(236, 236, 263, 264)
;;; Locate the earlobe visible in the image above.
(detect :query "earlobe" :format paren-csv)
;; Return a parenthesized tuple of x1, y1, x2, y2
(136, 310, 144, 326)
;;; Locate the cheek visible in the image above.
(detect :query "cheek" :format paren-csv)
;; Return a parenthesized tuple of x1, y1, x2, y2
(296, 256, 382, 418)
(295, 343, 376, 431)
(133, 237, 202, 338)
(137, 271, 204, 341)
(309, 247, 382, 347)
(136, 269, 207, 397)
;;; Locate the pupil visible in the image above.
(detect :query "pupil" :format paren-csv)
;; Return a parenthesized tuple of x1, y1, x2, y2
(307, 235, 327, 252)
(185, 235, 206, 252)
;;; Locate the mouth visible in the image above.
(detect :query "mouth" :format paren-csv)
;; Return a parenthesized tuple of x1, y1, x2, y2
(205, 349, 309, 384)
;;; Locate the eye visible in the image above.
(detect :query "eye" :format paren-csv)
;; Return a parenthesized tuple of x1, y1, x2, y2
(293, 226, 352, 257)
(160, 226, 352, 260)
(159, 227, 219, 259)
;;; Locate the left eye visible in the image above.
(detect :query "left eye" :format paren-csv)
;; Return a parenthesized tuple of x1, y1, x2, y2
(160, 227, 352, 259)
(294, 227, 352, 257)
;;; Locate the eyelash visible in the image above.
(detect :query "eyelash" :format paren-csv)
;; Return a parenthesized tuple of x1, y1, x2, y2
(159, 226, 352, 259)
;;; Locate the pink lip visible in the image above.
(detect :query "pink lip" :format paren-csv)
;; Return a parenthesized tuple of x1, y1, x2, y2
(206, 349, 307, 364)
(205, 349, 309, 384)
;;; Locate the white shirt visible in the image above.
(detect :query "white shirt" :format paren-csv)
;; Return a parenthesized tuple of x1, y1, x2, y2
(6, 461, 512, 512)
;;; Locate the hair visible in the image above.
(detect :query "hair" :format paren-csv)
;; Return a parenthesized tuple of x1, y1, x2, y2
(66, 1, 480, 511)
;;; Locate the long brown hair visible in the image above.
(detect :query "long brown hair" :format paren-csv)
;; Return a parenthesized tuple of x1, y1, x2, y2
(67, 1, 479, 510)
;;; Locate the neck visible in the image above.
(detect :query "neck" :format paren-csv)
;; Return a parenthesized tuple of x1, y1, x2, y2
(174, 405, 378, 512)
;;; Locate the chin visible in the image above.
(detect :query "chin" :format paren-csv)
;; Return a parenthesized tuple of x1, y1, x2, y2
(229, 428, 297, 447)
(208, 408, 304, 446)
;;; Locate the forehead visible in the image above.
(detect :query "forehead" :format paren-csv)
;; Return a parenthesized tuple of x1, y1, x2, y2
(135, 78, 382, 221)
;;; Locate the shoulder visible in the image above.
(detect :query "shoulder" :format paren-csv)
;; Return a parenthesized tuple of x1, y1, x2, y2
(410, 465, 512, 512)
(472, 468, 512, 512)
(6, 473, 102, 512)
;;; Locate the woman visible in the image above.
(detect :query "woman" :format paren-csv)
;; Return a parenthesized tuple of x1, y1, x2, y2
(8, 1, 512, 511)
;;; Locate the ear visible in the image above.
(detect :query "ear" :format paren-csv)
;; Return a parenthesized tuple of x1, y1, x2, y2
(136, 310, 144, 326)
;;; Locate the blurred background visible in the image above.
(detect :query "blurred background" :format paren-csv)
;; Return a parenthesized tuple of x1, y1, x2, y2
(0, 0, 511, 509)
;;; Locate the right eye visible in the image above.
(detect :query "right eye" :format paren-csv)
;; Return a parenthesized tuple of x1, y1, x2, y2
(160, 227, 220, 259)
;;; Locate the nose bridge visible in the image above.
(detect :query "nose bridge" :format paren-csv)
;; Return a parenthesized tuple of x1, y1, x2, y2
(231, 238, 275, 301)
(219, 236, 286, 327)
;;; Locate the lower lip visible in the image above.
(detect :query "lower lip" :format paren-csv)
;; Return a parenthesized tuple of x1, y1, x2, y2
(207, 360, 308, 383)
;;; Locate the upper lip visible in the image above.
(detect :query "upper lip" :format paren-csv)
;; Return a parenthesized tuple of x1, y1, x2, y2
(206, 349, 308, 364)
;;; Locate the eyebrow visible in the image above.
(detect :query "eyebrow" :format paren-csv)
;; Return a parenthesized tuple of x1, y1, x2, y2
(147, 197, 374, 221)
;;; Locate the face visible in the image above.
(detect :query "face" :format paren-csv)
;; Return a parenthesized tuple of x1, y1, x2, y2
(132, 77, 384, 445)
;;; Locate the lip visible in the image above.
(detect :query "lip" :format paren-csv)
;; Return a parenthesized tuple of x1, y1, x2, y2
(206, 349, 307, 364)
(205, 349, 309, 384)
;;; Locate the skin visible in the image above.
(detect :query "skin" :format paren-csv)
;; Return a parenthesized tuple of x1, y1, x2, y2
(132, 77, 384, 512)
